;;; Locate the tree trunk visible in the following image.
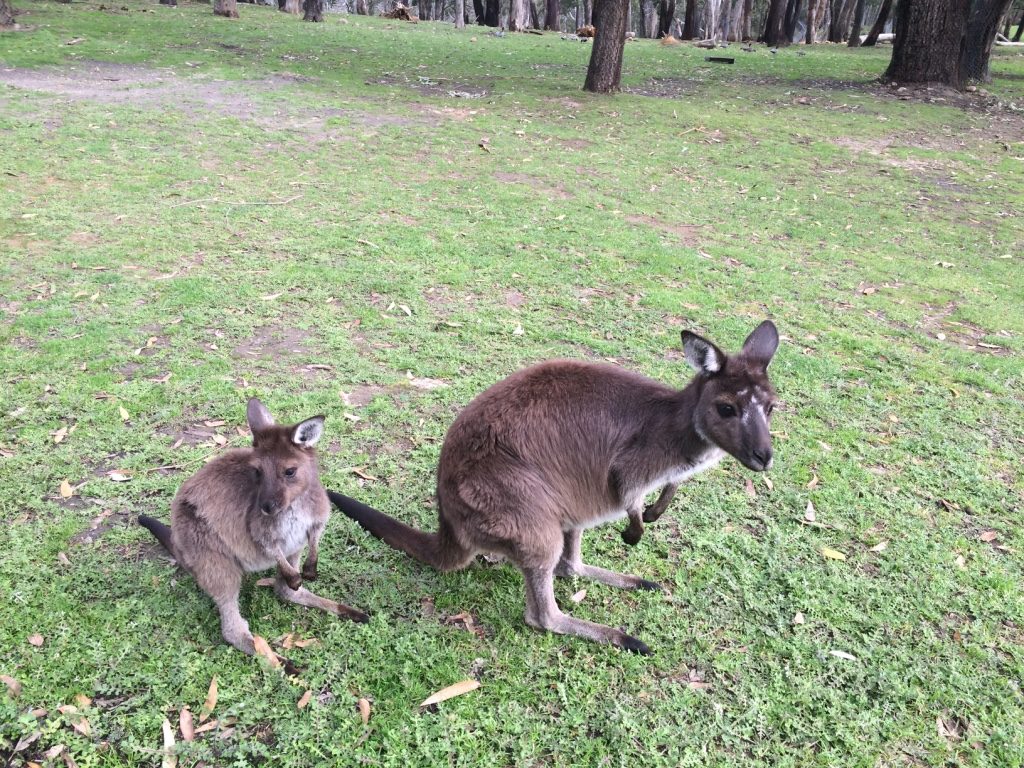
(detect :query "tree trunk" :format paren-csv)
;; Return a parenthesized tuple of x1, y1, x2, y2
(1014, 7, 1024, 40)
(529, 0, 539, 27)
(682, 0, 696, 37)
(508, 0, 529, 29)
(159, 0, 177, 7)
(846, 0, 866, 43)
(885, 0, 971, 87)
(959, 0, 1011, 81)
(484, 0, 499, 24)
(303, 0, 323, 18)
(354, 0, 368, 14)
(584, 0, 629, 92)
(544, 0, 559, 28)
(761, 0, 786, 42)
(741, 0, 752, 37)
(583, 0, 593, 24)
(658, 0, 676, 35)
(805, 0, 817, 41)
(214, 0, 239, 17)
(473, 0, 484, 22)
(0, 0, 15, 28)
(456, 0, 465, 26)
(828, 0, 848, 40)
(861, 0, 892, 44)
(639, 0, 656, 35)
(783, 0, 801, 40)
(284, 0, 301, 13)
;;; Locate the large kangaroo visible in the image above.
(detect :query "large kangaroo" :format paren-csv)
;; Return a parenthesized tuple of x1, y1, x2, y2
(328, 321, 779, 654)
(140, 398, 368, 654)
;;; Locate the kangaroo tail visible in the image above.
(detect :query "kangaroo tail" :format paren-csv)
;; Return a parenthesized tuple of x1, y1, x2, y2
(138, 515, 175, 557)
(326, 490, 470, 572)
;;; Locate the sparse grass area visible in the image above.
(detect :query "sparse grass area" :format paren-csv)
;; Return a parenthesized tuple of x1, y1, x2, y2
(2, 3, 1023, 766)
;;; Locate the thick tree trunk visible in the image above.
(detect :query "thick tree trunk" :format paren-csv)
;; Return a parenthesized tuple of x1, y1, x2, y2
(959, 0, 1012, 81)
(639, 0, 656, 35)
(284, 0, 301, 13)
(1014, 8, 1024, 40)
(885, 0, 971, 87)
(484, 0, 498, 24)
(846, 0, 866, 43)
(805, 0, 817, 41)
(544, 0, 559, 28)
(761, 0, 786, 42)
(159, 0, 177, 7)
(473, 0, 484, 22)
(214, 0, 239, 17)
(783, 0, 801, 40)
(1, 0, 15, 28)
(658, 0, 676, 35)
(303, 0, 323, 18)
(584, 0, 629, 93)
(456, 0, 465, 26)
(861, 0, 892, 44)
(828, 0, 849, 40)
(682, 0, 696, 37)
(508, 0, 529, 29)
(741, 0, 752, 36)
(354, 0, 369, 14)
(583, 0, 593, 24)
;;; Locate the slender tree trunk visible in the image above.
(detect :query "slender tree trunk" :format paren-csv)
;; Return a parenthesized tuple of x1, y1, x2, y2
(847, 0, 867, 43)
(682, 0, 696, 36)
(828, 0, 848, 39)
(303, 0, 323, 18)
(639, 0, 655, 35)
(885, 0, 971, 87)
(214, 0, 239, 17)
(959, 0, 1012, 81)
(741, 0, 752, 36)
(0, 0, 15, 28)
(761, 0, 788, 42)
(584, 0, 629, 92)
(805, 0, 817, 41)
(783, 0, 801, 40)
(473, 0, 484, 22)
(861, 0, 892, 44)
(1014, 7, 1024, 40)
(658, 0, 676, 35)
(284, 0, 301, 13)
(508, 0, 528, 29)
(583, 0, 593, 24)
(159, 0, 177, 7)
(456, 0, 465, 26)
(544, 0, 559, 28)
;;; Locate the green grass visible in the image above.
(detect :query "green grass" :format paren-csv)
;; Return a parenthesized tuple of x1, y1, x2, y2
(2, 2, 1023, 765)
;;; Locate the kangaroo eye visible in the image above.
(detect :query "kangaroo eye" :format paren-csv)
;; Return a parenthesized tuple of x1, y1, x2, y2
(716, 403, 736, 418)
(284, 467, 297, 478)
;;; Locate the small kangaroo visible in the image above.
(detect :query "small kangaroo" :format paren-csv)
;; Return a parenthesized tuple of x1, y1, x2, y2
(139, 398, 368, 655)
(328, 321, 779, 655)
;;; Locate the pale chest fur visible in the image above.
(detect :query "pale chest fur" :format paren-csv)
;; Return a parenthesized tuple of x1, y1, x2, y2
(241, 496, 319, 571)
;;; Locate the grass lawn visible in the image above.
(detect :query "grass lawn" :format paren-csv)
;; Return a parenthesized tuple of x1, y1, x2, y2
(1, 3, 1023, 765)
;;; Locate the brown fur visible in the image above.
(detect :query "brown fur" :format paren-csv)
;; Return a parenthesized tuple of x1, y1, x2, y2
(329, 322, 779, 654)
(140, 398, 367, 655)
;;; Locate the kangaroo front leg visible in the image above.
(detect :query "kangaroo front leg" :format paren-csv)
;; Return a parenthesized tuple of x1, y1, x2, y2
(275, 548, 303, 591)
(621, 504, 644, 546)
(642, 483, 679, 523)
(557, 529, 662, 591)
(301, 523, 323, 581)
(522, 566, 651, 655)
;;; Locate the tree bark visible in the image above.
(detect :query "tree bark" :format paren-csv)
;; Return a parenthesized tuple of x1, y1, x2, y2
(682, 0, 696, 37)
(214, 0, 239, 17)
(959, 0, 1012, 81)
(639, 0, 656, 35)
(354, 0, 369, 14)
(544, 0, 559, 28)
(828, 0, 849, 40)
(584, 0, 629, 92)
(1, 0, 15, 28)
(159, 0, 177, 7)
(805, 0, 817, 42)
(284, 0, 301, 13)
(861, 0, 892, 44)
(847, 0, 867, 43)
(1014, 7, 1024, 40)
(658, 0, 676, 35)
(456, 0, 465, 26)
(741, 0, 752, 37)
(783, 0, 801, 40)
(583, 0, 593, 24)
(885, 0, 971, 87)
(473, 0, 484, 22)
(508, 0, 529, 29)
(484, 0, 499, 24)
(303, 0, 323, 18)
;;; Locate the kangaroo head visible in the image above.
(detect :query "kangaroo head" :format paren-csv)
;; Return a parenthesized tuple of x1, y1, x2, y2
(682, 320, 779, 472)
(245, 398, 325, 516)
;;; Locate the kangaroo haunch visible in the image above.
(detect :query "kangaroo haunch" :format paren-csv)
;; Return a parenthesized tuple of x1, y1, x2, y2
(139, 398, 368, 655)
(329, 321, 780, 655)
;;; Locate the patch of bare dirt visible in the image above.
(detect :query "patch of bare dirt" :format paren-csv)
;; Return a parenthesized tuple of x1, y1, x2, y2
(918, 302, 1011, 355)
(370, 74, 490, 99)
(625, 214, 702, 246)
(625, 77, 700, 99)
(493, 172, 573, 200)
(340, 383, 402, 407)
(232, 327, 310, 360)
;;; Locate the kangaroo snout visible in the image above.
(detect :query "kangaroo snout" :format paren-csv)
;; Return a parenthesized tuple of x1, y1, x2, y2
(749, 447, 773, 471)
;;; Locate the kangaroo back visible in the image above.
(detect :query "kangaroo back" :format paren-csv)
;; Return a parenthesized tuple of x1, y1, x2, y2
(326, 490, 470, 572)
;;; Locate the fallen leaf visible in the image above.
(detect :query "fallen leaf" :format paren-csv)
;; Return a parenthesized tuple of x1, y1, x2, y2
(162, 718, 176, 768)
(512, 323, 524, 336)
(792, 612, 805, 625)
(744, 478, 756, 498)
(71, 716, 91, 737)
(419, 679, 480, 708)
(108, 472, 131, 482)
(53, 427, 68, 444)
(199, 677, 217, 722)
(73, 694, 91, 708)
(252, 635, 282, 669)
(28, 633, 44, 647)
(570, 589, 587, 603)
(13, 731, 40, 753)
(869, 540, 888, 553)
(804, 501, 816, 523)
(204, 420, 226, 427)
(979, 530, 998, 543)
(349, 467, 377, 481)
(955, 554, 966, 569)
(937, 712, 967, 742)
(293, 637, 319, 649)
(358, 697, 371, 725)
(261, 293, 282, 301)
(179, 708, 194, 741)
(806, 474, 819, 490)
(192, 719, 218, 735)
(296, 690, 312, 710)
(212, 434, 227, 446)
(763, 476, 774, 491)
(1, 674, 21, 697)
(821, 547, 846, 561)
(118, 406, 129, 421)
(60, 480, 74, 498)
(828, 650, 857, 661)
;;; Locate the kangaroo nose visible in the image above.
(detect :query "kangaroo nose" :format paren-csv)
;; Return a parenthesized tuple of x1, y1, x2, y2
(752, 448, 773, 470)
(261, 501, 277, 515)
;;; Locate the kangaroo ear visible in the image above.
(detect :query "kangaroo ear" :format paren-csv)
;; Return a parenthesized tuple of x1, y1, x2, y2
(681, 331, 726, 375)
(247, 398, 275, 435)
(741, 320, 779, 369)
(292, 416, 325, 448)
